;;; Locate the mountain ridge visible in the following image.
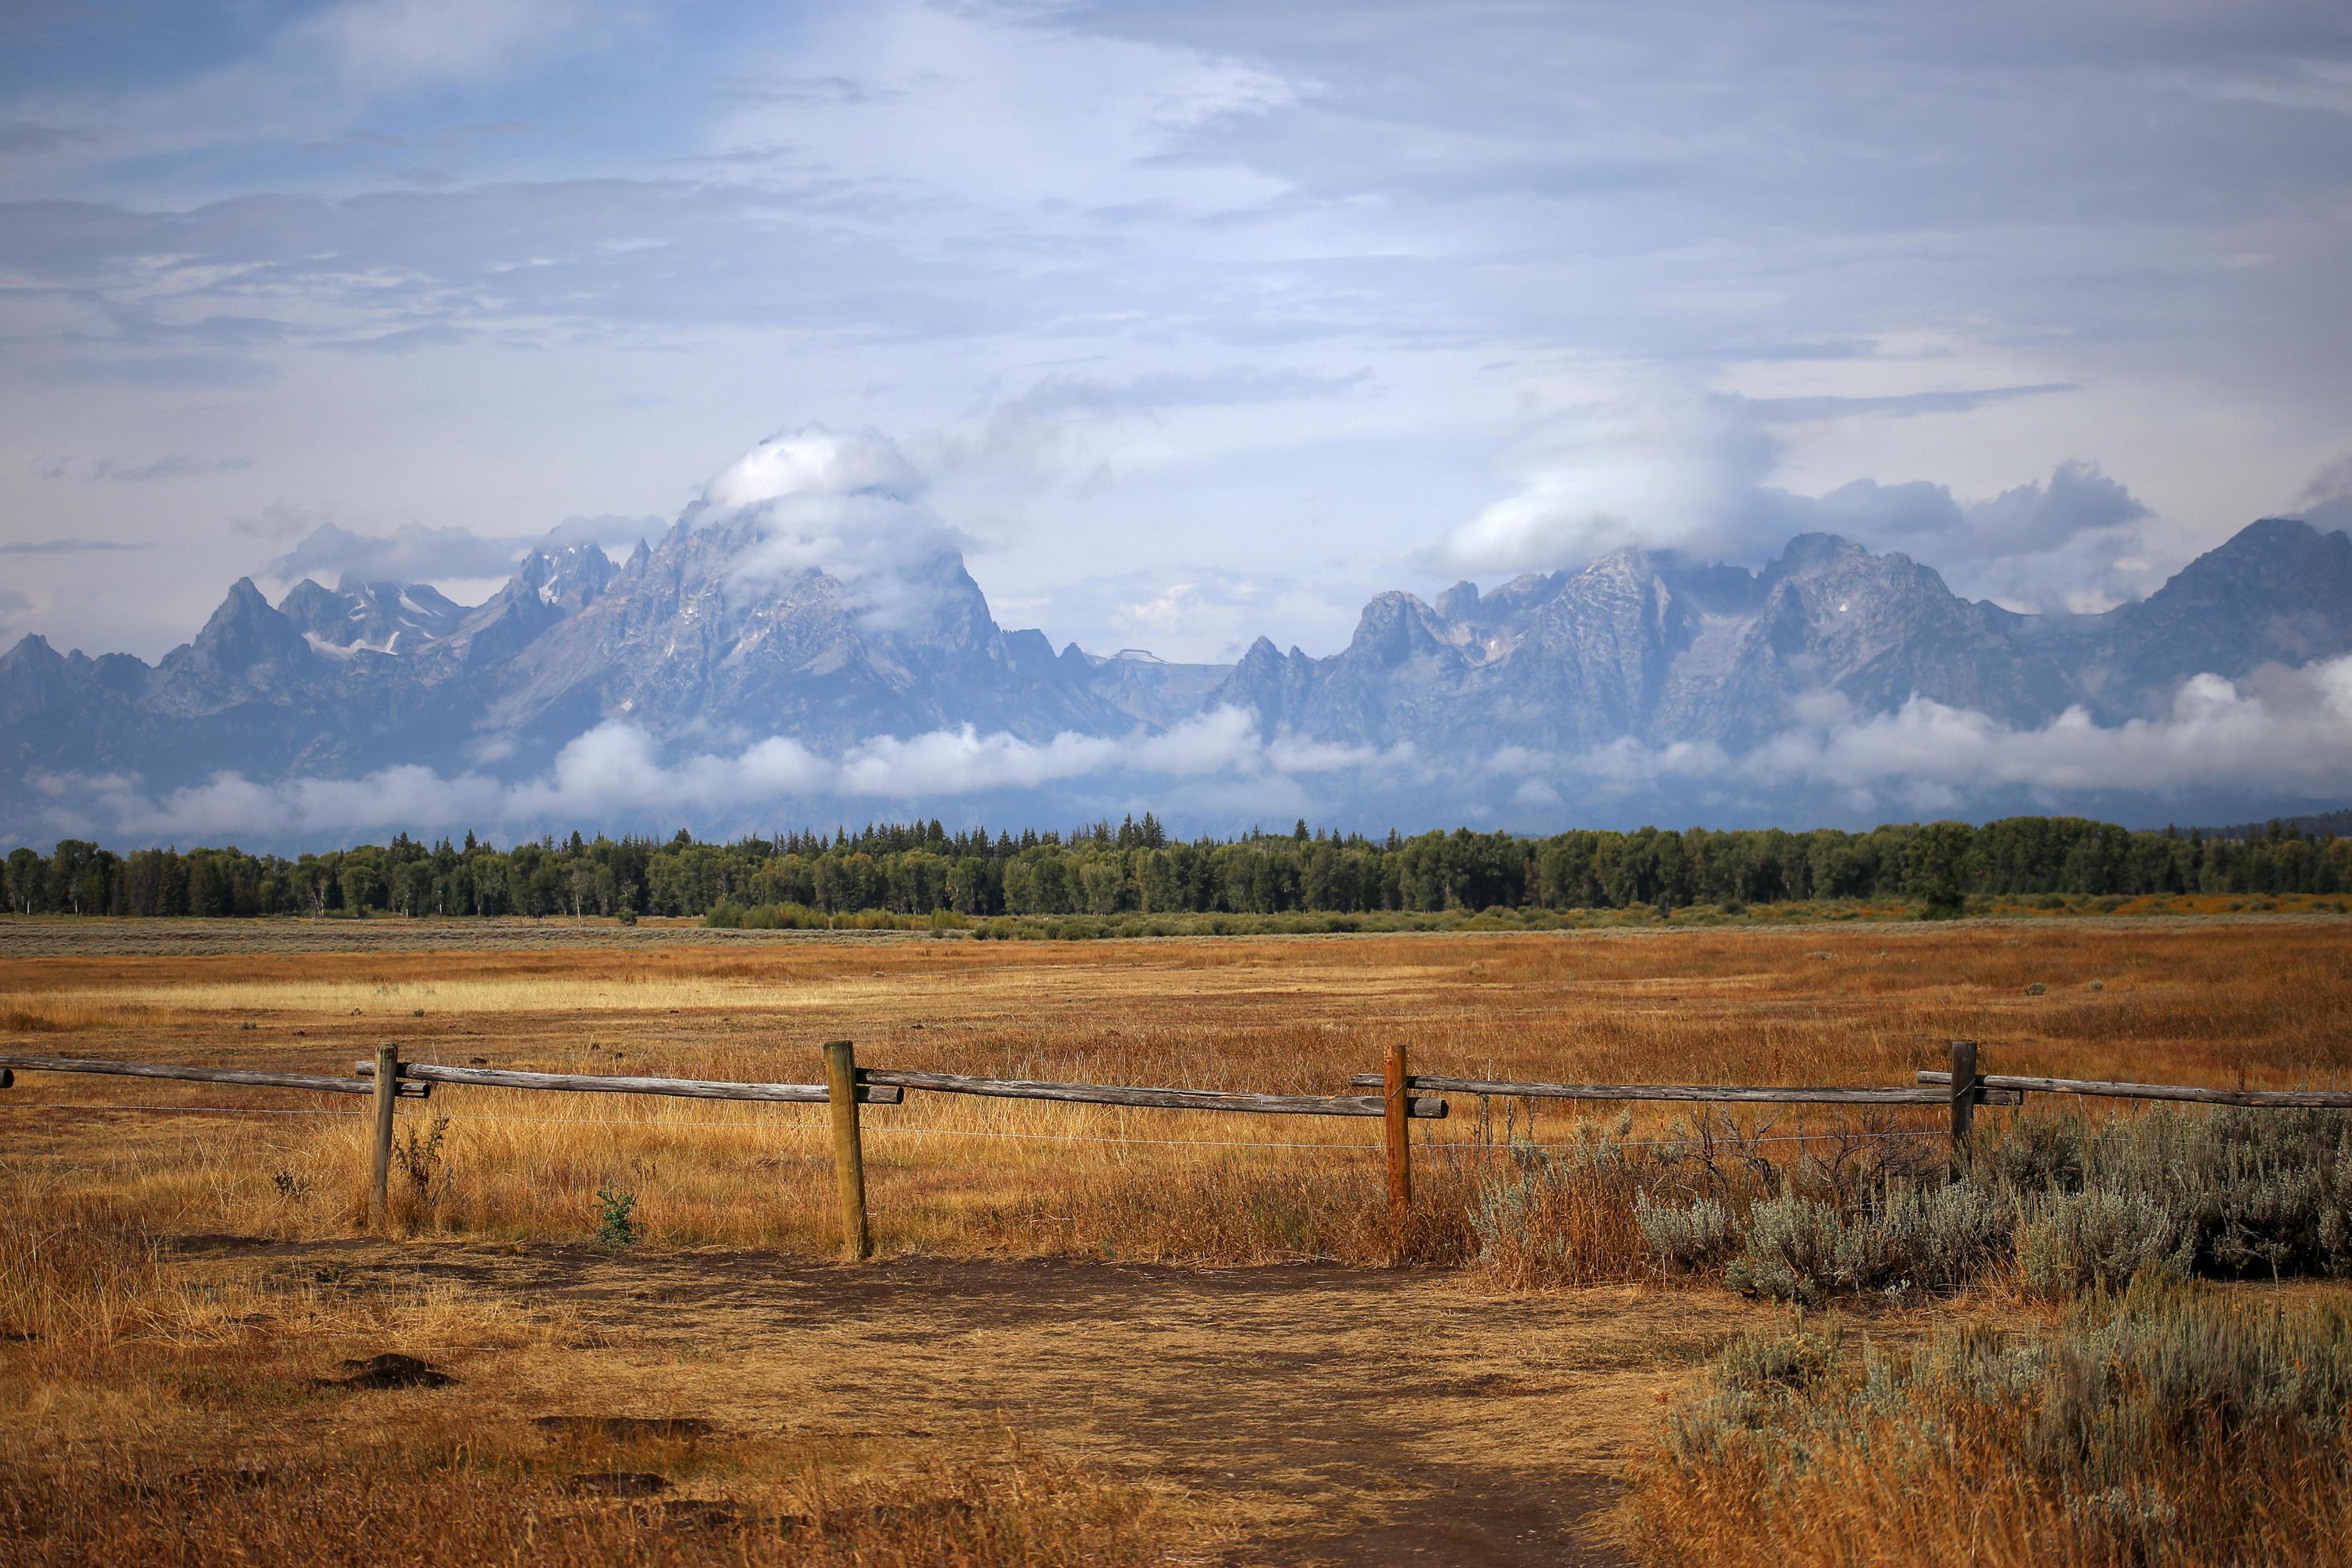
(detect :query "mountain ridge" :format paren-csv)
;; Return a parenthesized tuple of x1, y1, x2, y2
(2, 513, 2348, 836)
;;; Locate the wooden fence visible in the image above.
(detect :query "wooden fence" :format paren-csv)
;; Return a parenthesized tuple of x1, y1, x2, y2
(3, 1039, 2344, 1260)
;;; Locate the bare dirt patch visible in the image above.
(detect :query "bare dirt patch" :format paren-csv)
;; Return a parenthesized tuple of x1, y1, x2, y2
(156, 1237, 1750, 1566)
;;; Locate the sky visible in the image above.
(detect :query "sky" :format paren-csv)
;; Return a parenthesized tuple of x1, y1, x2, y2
(3, 0, 2350, 667)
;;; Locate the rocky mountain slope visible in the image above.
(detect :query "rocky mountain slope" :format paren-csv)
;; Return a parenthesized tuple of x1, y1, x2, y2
(2, 512, 2346, 831)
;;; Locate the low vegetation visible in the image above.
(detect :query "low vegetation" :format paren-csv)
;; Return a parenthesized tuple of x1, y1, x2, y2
(1476, 1106, 2352, 1301)
(5, 918, 2349, 1563)
(1635, 1281, 2352, 1566)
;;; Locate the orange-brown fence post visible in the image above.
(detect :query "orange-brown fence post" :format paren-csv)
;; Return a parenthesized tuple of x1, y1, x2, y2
(1383, 1040, 1411, 1226)
(369, 1041, 399, 1226)
(822, 1039, 870, 1262)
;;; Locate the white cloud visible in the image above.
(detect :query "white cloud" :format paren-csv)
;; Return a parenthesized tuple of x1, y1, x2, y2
(1437, 383, 2162, 613)
(45, 706, 1410, 841)
(699, 426, 974, 634)
(703, 426, 922, 511)
(1438, 389, 1777, 574)
(1507, 656, 2352, 814)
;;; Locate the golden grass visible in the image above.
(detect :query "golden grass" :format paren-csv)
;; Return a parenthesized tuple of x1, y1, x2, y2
(5, 916, 2349, 1564)
(5, 918, 2350, 1262)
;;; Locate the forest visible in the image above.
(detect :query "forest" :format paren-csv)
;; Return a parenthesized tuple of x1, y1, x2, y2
(5, 813, 2348, 922)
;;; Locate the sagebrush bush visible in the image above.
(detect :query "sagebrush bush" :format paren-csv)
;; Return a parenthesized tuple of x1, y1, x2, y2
(1638, 1281, 2352, 1566)
(1478, 1105, 2352, 1303)
(2017, 1187, 2185, 1298)
(1634, 1194, 1737, 1272)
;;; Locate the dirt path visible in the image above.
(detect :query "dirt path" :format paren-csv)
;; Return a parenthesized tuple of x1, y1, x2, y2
(182, 1238, 1751, 1566)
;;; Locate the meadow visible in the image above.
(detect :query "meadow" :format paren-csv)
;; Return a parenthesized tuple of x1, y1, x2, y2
(2, 913, 2349, 1564)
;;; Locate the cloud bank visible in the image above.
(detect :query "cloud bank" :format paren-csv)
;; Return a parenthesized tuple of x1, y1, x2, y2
(1439, 390, 2158, 612)
(1495, 656, 2352, 818)
(34, 658, 2352, 845)
(38, 706, 1412, 842)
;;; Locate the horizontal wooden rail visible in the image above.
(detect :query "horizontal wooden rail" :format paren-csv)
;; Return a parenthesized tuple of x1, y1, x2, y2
(357, 1060, 902, 1104)
(1918, 1070, 2352, 1109)
(860, 1067, 1448, 1119)
(0, 1053, 428, 1097)
(1348, 1071, 2020, 1107)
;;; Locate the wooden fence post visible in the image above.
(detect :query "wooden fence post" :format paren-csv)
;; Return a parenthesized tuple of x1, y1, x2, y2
(1948, 1038, 1979, 1174)
(369, 1041, 399, 1226)
(1383, 1040, 1411, 1226)
(822, 1039, 870, 1262)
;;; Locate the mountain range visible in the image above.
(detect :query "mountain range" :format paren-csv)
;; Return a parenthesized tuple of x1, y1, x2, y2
(3, 510, 2349, 842)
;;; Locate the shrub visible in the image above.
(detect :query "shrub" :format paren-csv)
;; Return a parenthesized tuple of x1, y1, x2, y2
(1724, 1193, 1843, 1304)
(1638, 1282, 2352, 1567)
(2017, 1187, 2184, 1298)
(1470, 1127, 1650, 1287)
(1635, 1194, 1738, 1273)
(594, 1182, 641, 1250)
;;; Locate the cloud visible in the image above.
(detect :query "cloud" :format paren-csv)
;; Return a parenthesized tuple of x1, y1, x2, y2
(2299, 452, 2352, 510)
(1781, 461, 2152, 612)
(266, 521, 540, 584)
(704, 426, 923, 512)
(1742, 384, 2078, 422)
(702, 426, 977, 633)
(1436, 390, 1778, 573)
(0, 122, 84, 154)
(0, 538, 149, 555)
(1437, 386, 2156, 613)
(948, 366, 1376, 494)
(35, 454, 254, 482)
(294, 0, 590, 94)
(1493, 655, 2352, 817)
(44, 706, 1414, 840)
(543, 514, 658, 554)
(258, 513, 658, 588)
(1038, 567, 1361, 664)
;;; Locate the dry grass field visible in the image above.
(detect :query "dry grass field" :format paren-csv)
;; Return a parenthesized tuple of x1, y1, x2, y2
(3, 913, 2350, 1564)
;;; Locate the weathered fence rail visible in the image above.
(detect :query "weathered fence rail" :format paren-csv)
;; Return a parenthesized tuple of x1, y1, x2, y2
(6, 1037, 2346, 1262)
(0, 1052, 427, 1098)
(354, 1059, 903, 1104)
(857, 1066, 1446, 1118)
(1918, 1069, 2352, 1109)
(1345, 1070, 2024, 1106)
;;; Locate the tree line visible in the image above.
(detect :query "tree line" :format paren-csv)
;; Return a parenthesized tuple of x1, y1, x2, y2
(4, 813, 2347, 921)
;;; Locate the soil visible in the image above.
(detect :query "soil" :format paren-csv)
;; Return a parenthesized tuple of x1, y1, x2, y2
(177, 1236, 1752, 1566)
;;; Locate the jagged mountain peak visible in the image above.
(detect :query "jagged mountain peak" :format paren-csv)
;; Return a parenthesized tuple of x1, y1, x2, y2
(3, 510, 2348, 830)
(280, 576, 470, 655)
(1766, 531, 1870, 578)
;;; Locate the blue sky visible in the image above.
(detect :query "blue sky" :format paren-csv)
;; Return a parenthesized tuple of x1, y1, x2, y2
(3, 0, 2349, 663)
